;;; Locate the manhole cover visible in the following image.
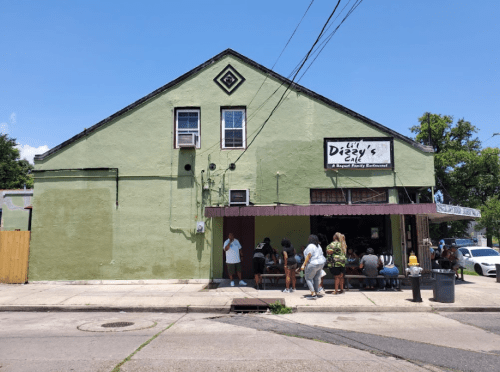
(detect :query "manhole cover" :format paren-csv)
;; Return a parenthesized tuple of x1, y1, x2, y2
(101, 321, 135, 328)
(78, 319, 156, 332)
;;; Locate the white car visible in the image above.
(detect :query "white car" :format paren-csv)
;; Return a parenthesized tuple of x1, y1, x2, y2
(459, 247, 500, 276)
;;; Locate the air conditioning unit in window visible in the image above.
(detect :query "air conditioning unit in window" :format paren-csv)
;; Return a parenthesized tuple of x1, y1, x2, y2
(229, 189, 249, 206)
(178, 133, 197, 148)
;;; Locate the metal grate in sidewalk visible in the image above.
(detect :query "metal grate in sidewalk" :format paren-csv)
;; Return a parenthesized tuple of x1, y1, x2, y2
(231, 298, 284, 312)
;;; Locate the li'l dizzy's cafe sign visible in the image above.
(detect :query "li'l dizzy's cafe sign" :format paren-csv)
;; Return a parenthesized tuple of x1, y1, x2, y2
(324, 137, 394, 170)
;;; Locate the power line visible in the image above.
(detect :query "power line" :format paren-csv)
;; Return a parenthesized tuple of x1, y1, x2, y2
(248, 0, 315, 108)
(269, 0, 363, 114)
(237, 0, 364, 161)
(197, 1, 317, 158)
(232, 0, 344, 166)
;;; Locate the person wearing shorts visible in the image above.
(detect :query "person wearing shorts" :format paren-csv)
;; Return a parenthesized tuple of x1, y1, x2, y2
(252, 237, 275, 290)
(224, 233, 247, 287)
(281, 238, 297, 293)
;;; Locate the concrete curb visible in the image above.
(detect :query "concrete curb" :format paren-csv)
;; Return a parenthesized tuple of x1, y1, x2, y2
(1, 305, 499, 313)
(295, 306, 434, 313)
(28, 279, 223, 285)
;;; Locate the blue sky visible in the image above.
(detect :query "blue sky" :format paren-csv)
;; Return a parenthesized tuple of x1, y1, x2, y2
(1, 0, 499, 162)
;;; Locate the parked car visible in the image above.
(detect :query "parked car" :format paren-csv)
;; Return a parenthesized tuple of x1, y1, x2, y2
(458, 247, 500, 276)
(444, 238, 475, 248)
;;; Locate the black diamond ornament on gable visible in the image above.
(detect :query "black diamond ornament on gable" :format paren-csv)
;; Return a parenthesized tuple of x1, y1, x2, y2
(213, 64, 245, 95)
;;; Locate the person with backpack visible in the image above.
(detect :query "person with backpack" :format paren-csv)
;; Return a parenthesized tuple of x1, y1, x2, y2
(252, 237, 276, 290)
(326, 232, 347, 295)
(378, 252, 399, 290)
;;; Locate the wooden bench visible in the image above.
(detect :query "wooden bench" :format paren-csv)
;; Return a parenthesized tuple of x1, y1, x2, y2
(344, 275, 406, 291)
(261, 273, 302, 290)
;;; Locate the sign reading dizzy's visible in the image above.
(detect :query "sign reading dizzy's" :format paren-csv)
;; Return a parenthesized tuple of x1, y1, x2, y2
(324, 138, 394, 170)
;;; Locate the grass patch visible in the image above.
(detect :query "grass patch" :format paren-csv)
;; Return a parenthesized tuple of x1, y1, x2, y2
(268, 300, 293, 314)
(463, 269, 479, 276)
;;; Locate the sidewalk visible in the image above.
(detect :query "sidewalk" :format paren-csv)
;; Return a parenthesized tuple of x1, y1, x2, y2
(1, 274, 499, 313)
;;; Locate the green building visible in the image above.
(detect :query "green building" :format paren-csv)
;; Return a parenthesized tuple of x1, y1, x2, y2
(30, 49, 467, 282)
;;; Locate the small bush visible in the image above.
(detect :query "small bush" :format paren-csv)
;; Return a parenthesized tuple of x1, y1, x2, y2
(268, 300, 293, 314)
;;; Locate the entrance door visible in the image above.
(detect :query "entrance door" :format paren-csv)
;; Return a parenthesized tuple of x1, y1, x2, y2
(222, 217, 255, 279)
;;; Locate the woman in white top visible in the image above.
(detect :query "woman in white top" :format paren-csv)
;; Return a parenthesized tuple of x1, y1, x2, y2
(297, 235, 326, 300)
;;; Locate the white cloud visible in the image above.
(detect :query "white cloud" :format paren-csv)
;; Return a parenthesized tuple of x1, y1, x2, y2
(15, 144, 50, 164)
(9, 112, 16, 125)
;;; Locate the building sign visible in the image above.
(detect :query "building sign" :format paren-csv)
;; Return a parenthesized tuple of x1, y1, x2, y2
(324, 137, 394, 170)
(436, 203, 481, 218)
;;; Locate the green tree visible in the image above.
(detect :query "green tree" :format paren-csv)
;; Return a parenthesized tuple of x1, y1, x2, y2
(410, 114, 500, 244)
(475, 196, 500, 244)
(0, 134, 34, 189)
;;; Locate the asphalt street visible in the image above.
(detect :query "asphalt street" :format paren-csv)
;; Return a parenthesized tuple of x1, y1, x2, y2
(1, 311, 499, 371)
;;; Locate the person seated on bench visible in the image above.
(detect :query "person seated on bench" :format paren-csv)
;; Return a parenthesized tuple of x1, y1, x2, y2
(449, 245, 465, 279)
(439, 245, 452, 269)
(264, 245, 283, 285)
(281, 238, 297, 293)
(253, 237, 276, 290)
(378, 252, 399, 291)
(359, 248, 379, 290)
(345, 248, 362, 288)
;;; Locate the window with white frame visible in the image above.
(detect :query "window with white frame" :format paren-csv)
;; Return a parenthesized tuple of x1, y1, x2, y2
(222, 108, 245, 149)
(175, 108, 200, 148)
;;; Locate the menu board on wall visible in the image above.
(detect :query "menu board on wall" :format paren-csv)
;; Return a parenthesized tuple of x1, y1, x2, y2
(324, 137, 394, 170)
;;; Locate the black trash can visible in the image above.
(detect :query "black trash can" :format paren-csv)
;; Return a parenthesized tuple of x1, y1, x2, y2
(496, 264, 500, 283)
(432, 269, 456, 303)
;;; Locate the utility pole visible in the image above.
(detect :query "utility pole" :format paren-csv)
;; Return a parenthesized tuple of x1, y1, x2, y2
(427, 113, 432, 147)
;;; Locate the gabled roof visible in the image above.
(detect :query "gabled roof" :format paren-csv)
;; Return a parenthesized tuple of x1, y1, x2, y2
(35, 48, 432, 161)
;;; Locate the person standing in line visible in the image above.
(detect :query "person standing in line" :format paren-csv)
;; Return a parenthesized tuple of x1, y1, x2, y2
(359, 247, 379, 290)
(326, 232, 346, 294)
(317, 233, 328, 292)
(281, 238, 297, 293)
(297, 235, 326, 300)
(223, 232, 247, 287)
(252, 237, 276, 290)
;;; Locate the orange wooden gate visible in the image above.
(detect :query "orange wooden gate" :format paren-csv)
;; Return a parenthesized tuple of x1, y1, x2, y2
(0, 231, 31, 283)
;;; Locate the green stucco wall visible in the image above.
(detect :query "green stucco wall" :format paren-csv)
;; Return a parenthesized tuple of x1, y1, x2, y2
(254, 216, 311, 254)
(30, 53, 434, 280)
(1, 193, 32, 231)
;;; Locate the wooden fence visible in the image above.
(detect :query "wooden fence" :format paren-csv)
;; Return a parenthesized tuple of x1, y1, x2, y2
(0, 231, 31, 284)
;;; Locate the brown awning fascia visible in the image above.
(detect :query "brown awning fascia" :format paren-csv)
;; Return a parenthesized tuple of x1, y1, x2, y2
(205, 203, 437, 218)
(205, 203, 481, 222)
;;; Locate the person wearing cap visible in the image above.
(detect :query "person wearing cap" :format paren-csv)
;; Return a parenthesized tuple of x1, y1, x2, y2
(223, 232, 247, 287)
(359, 248, 379, 290)
(438, 240, 445, 255)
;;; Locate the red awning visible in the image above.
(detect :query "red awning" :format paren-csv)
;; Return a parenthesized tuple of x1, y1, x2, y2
(205, 203, 437, 218)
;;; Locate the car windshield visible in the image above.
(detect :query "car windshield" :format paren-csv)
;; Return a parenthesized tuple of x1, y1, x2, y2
(471, 249, 500, 257)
